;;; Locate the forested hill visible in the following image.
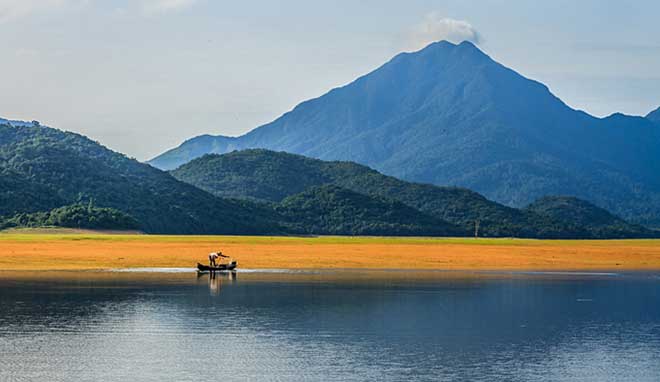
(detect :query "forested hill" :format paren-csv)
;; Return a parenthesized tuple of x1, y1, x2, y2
(0, 123, 282, 234)
(0, 203, 140, 231)
(171, 149, 656, 239)
(525, 196, 656, 239)
(0, 122, 461, 236)
(276, 185, 464, 236)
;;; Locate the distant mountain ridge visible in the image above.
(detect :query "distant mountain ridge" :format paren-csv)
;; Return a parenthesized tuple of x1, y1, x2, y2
(149, 41, 660, 227)
(171, 149, 656, 238)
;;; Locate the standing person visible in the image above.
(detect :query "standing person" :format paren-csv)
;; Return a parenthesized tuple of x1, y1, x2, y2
(209, 251, 220, 267)
(209, 250, 229, 267)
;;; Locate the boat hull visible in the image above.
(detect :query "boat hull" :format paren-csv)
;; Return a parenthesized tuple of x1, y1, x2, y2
(197, 261, 237, 272)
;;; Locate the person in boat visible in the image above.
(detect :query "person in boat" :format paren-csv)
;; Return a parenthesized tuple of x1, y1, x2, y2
(208, 251, 229, 267)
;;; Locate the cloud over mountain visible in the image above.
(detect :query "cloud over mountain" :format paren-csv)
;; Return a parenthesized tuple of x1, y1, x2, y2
(141, 0, 197, 14)
(407, 13, 481, 51)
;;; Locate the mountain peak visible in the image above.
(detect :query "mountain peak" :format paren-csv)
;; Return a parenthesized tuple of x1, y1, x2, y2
(414, 39, 487, 60)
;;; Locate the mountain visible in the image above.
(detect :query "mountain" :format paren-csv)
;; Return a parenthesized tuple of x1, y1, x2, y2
(525, 196, 657, 239)
(172, 149, 612, 238)
(648, 106, 660, 124)
(152, 134, 240, 174)
(0, 122, 282, 234)
(151, 41, 660, 227)
(276, 185, 463, 236)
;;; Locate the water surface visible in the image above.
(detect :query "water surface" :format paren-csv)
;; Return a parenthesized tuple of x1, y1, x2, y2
(1, 270, 659, 381)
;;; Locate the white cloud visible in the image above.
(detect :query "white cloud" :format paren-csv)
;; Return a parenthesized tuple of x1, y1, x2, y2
(0, 0, 72, 22)
(0, 0, 196, 22)
(15, 48, 40, 58)
(141, 0, 197, 14)
(407, 13, 481, 51)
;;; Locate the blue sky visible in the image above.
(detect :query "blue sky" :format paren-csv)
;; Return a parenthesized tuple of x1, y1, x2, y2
(1, 0, 659, 159)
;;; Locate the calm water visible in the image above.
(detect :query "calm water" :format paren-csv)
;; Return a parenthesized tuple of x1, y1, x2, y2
(1, 270, 660, 381)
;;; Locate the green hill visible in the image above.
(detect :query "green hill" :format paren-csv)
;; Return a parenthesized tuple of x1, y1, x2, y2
(0, 169, 65, 216)
(276, 185, 463, 236)
(525, 196, 657, 239)
(1, 203, 140, 231)
(171, 149, 615, 238)
(0, 122, 461, 237)
(0, 123, 282, 234)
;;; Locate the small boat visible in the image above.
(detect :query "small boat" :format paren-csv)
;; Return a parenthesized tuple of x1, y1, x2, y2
(197, 261, 237, 273)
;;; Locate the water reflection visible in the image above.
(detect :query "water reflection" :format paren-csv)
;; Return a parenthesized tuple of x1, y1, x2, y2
(200, 271, 237, 295)
(0, 271, 659, 381)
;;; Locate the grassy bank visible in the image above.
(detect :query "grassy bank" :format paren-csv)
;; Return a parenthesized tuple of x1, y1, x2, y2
(1, 231, 660, 271)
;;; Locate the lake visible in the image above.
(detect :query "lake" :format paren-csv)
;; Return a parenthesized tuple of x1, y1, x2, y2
(1, 270, 659, 381)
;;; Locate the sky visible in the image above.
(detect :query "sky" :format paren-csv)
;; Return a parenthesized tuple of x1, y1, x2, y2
(1, 0, 659, 160)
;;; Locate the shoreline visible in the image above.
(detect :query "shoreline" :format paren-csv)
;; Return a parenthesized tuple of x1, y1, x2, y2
(2, 233, 660, 272)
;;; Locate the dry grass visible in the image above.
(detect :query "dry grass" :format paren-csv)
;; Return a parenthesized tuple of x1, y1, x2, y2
(1, 232, 660, 271)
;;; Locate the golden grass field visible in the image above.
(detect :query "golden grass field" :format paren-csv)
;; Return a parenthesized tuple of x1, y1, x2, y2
(1, 229, 660, 271)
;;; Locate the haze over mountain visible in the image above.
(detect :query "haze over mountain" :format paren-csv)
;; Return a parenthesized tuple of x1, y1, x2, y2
(172, 149, 656, 239)
(151, 41, 660, 227)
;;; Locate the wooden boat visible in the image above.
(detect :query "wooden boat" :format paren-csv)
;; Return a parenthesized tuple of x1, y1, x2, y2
(197, 261, 237, 273)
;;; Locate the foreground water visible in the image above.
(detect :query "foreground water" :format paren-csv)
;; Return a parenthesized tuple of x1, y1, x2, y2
(1, 270, 659, 381)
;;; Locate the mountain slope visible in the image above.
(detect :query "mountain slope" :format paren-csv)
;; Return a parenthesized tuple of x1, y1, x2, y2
(172, 149, 605, 238)
(0, 169, 65, 216)
(648, 106, 660, 124)
(276, 185, 463, 236)
(525, 196, 657, 239)
(0, 123, 282, 234)
(1, 204, 140, 231)
(151, 41, 660, 227)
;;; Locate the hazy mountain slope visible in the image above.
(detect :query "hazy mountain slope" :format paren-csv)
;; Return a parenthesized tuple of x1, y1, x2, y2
(276, 185, 464, 236)
(150, 135, 239, 172)
(648, 106, 660, 124)
(150, 41, 660, 226)
(525, 196, 657, 239)
(0, 123, 282, 234)
(172, 150, 600, 238)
